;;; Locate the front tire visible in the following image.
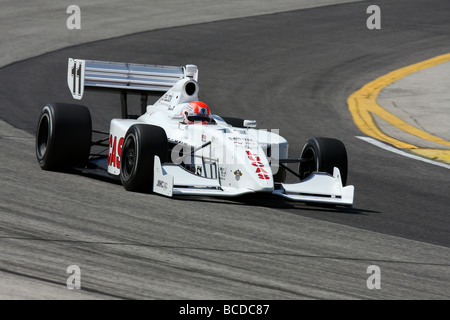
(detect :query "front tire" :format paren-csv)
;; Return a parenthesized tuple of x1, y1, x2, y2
(120, 124, 168, 192)
(299, 137, 348, 186)
(36, 103, 92, 170)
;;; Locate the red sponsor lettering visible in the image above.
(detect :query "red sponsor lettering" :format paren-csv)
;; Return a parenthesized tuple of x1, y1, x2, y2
(117, 137, 124, 169)
(247, 155, 261, 162)
(255, 167, 268, 174)
(108, 135, 124, 169)
(246, 151, 271, 180)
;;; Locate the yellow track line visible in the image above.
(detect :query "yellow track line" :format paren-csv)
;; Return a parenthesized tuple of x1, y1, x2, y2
(348, 53, 450, 163)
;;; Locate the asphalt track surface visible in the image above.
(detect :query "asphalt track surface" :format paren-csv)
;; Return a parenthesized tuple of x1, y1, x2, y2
(0, 0, 449, 299)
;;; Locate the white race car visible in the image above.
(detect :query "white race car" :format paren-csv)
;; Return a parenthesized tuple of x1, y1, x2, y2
(35, 59, 354, 206)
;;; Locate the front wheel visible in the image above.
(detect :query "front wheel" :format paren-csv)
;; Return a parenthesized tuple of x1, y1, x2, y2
(120, 124, 168, 192)
(299, 137, 348, 186)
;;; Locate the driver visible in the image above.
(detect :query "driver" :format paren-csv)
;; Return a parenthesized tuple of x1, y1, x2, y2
(180, 101, 212, 124)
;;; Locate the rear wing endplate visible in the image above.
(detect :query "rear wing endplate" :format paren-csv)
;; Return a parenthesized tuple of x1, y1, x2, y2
(67, 58, 198, 100)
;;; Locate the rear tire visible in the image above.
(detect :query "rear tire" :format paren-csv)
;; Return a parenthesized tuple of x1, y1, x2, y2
(36, 103, 92, 170)
(120, 124, 168, 192)
(299, 137, 348, 186)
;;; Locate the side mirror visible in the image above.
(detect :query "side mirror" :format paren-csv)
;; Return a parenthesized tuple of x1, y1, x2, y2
(243, 120, 257, 128)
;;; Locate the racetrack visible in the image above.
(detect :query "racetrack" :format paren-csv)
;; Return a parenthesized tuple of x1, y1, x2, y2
(0, 0, 449, 299)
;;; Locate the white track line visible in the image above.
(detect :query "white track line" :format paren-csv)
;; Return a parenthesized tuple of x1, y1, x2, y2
(356, 136, 450, 170)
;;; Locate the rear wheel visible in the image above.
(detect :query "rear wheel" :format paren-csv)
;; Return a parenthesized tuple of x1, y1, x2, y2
(120, 124, 168, 192)
(299, 137, 348, 185)
(36, 103, 91, 170)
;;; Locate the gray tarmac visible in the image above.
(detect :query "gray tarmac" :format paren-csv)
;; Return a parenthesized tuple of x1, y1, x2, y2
(0, 0, 449, 300)
(378, 61, 450, 148)
(0, 0, 361, 68)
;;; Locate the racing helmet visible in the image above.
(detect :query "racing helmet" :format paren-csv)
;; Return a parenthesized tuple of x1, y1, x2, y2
(180, 101, 211, 124)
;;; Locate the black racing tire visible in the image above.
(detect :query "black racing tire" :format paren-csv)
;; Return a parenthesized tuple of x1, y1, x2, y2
(221, 117, 246, 128)
(120, 124, 168, 192)
(36, 103, 92, 171)
(299, 137, 348, 186)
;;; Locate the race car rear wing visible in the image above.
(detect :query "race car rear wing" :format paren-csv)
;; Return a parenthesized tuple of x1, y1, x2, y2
(67, 58, 198, 117)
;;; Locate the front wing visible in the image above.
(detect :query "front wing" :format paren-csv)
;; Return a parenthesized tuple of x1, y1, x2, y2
(153, 156, 354, 206)
(272, 167, 354, 206)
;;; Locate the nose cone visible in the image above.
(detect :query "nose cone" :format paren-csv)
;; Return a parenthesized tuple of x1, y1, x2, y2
(228, 146, 273, 192)
(243, 149, 274, 191)
(211, 128, 274, 192)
